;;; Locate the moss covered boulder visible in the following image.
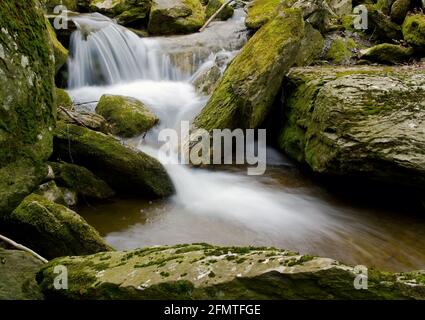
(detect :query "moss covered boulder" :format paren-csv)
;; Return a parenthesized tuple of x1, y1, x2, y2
(279, 66, 425, 189)
(245, 0, 283, 30)
(205, 0, 234, 21)
(295, 23, 324, 66)
(58, 109, 112, 134)
(148, 0, 206, 35)
(55, 88, 73, 110)
(0, 249, 44, 300)
(360, 43, 414, 64)
(96, 95, 159, 138)
(53, 122, 174, 197)
(0, 0, 55, 167)
(49, 161, 115, 200)
(390, 0, 411, 23)
(2, 194, 112, 259)
(323, 35, 358, 64)
(366, 4, 403, 41)
(37, 244, 425, 300)
(402, 13, 425, 47)
(194, 8, 304, 130)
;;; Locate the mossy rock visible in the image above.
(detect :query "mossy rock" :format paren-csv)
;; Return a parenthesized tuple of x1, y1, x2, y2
(360, 43, 414, 64)
(49, 161, 115, 200)
(148, 0, 206, 35)
(53, 121, 174, 198)
(58, 109, 112, 134)
(46, 18, 68, 74)
(0, 0, 55, 167)
(323, 35, 358, 64)
(96, 95, 159, 138)
(55, 88, 73, 110)
(36, 244, 425, 300)
(366, 4, 403, 41)
(35, 180, 67, 205)
(0, 249, 44, 300)
(245, 0, 283, 30)
(402, 13, 425, 47)
(43, 0, 80, 12)
(278, 66, 425, 189)
(376, 0, 396, 15)
(194, 8, 305, 130)
(390, 0, 411, 24)
(205, 0, 234, 21)
(295, 22, 324, 66)
(2, 194, 112, 259)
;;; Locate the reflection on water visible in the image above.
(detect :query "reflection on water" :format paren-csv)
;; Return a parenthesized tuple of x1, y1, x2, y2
(79, 164, 425, 273)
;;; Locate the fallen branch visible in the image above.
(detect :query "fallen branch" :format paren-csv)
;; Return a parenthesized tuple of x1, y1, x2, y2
(58, 106, 88, 129)
(199, 0, 235, 32)
(0, 234, 48, 263)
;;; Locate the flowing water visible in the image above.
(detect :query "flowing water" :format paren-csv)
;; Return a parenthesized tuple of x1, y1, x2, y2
(67, 11, 425, 272)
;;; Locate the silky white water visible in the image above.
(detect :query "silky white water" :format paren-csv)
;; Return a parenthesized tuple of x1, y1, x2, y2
(68, 11, 425, 272)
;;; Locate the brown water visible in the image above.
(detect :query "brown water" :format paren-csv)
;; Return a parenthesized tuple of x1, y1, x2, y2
(79, 162, 425, 273)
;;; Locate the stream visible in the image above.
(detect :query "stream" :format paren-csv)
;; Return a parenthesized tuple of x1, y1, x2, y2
(66, 10, 425, 272)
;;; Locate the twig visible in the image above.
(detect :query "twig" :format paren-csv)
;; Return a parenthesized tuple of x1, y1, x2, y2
(200, 0, 235, 32)
(58, 106, 88, 128)
(0, 234, 48, 263)
(74, 100, 99, 106)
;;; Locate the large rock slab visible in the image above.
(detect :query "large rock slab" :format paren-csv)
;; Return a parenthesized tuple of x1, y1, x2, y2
(53, 122, 174, 197)
(37, 244, 425, 299)
(194, 8, 304, 130)
(278, 66, 425, 189)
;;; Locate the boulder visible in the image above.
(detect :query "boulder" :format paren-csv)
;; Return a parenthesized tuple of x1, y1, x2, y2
(376, 0, 396, 15)
(366, 4, 403, 41)
(295, 23, 324, 66)
(148, 0, 206, 35)
(36, 244, 425, 299)
(0, 249, 44, 300)
(194, 8, 305, 130)
(191, 64, 222, 95)
(35, 181, 67, 205)
(323, 35, 359, 64)
(390, 0, 411, 23)
(2, 194, 112, 259)
(53, 122, 174, 197)
(360, 43, 414, 64)
(278, 66, 425, 189)
(205, 0, 234, 21)
(58, 108, 112, 134)
(46, 19, 68, 74)
(245, 0, 282, 30)
(96, 95, 159, 138)
(55, 88, 73, 110)
(0, 0, 55, 167)
(49, 161, 115, 200)
(402, 13, 425, 47)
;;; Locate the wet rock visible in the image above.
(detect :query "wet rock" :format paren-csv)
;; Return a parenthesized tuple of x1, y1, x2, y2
(148, 0, 206, 35)
(36, 244, 425, 299)
(402, 13, 425, 47)
(360, 43, 414, 64)
(279, 66, 425, 190)
(49, 161, 115, 200)
(53, 122, 174, 198)
(96, 95, 159, 138)
(46, 19, 68, 74)
(194, 8, 304, 130)
(0, 249, 44, 300)
(295, 23, 324, 66)
(2, 194, 112, 259)
(191, 64, 222, 95)
(205, 0, 234, 21)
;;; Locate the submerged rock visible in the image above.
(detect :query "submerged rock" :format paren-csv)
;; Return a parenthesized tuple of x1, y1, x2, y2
(37, 244, 425, 299)
(194, 8, 304, 130)
(2, 194, 112, 259)
(402, 13, 425, 47)
(278, 66, 425, 189)
(96, 95, 159, 138)
(0, 249, 44, 300)
(49, 161, 115, 200)
(148, 0, 206, 35)
(53, 122, 174, 197)
(360, 43, 414, 64)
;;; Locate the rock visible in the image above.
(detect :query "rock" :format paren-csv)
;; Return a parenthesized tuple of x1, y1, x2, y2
(0, 0, 55, 167)
(55, 88, 73, 110)
(402, 13, 425, 47)
(360, 43, 414, 64)
(245, 0, 282, 30)
(2, 194, 112, 259)
(35, 181, 66, 205)
(295, 23, 324, 66)
(148, 0, 206, 35)
(96, 95, 159, 138)
(366, 4, 403, 41)
(36, 244, 425, 300)
(89, 0, 152, 27)
(278, 66, 425, 189)
(0, 159, 48, 216)
(53, 122, 174, 198)
(390, 0, 411, 23)
(49, 161, 115, 200)
(205, 0, 234, 21)
(58, 109, 112, 134)
(376, 0, 396, 16)
(61, 188, 78, 207)
(194, 8, 305, 130)
(191, 64, 222, 95)
(46, 19, 68, 74)
(0, 249, 44, 300)
(323, 35, 359, 64)
(43, 0, 80, 12)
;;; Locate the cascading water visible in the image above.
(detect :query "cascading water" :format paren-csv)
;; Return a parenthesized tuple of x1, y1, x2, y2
(69, 10, 425, 272)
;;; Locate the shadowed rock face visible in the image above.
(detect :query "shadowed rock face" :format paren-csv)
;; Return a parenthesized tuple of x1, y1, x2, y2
(279, 66, 425, 189)
(36, 244, 425, 300)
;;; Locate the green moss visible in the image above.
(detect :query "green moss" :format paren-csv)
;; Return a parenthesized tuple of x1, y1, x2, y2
(402, 14, 425, 47)
(96, 94, 158, 138)
(205, 0, 234, 21)
(325, 37, 357, 64)
(55, 88, 73, 110)
(361, 43, 414, 64)
(245, 0, 282, 30)
(46, 18, 68, 73)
